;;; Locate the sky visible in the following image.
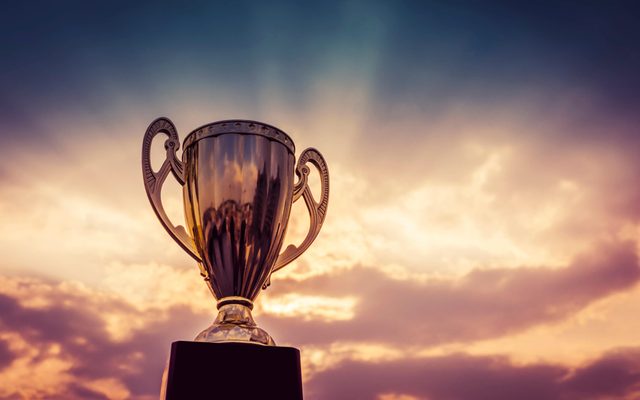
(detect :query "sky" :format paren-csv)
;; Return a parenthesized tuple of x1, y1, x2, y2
(1, 1, 640, 399)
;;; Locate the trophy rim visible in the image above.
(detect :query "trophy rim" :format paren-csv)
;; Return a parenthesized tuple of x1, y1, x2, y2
(182, 119, 295, 154)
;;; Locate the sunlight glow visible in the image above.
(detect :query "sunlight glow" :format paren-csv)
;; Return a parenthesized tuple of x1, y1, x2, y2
(262, 294, 358, 321)
(83, 379, 131, 400)
(378, 394, 422, 400)
(301, 342, 408, 381)
(464, 285, 640, 365)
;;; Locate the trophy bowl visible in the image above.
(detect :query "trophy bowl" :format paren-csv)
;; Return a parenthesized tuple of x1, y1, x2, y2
(142, 118, 329, 345)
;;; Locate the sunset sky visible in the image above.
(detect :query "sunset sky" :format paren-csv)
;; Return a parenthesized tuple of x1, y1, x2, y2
(1, 1, 640, 399)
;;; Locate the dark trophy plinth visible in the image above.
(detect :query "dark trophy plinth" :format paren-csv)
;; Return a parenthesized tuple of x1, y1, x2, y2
(164, 341, 303, 400)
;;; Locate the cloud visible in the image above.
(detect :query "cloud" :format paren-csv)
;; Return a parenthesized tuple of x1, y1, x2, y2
(263, 241, 639, 346)
(306, 348, 640, 400)
(0, 339, 14, 371)
(0, 275, 209, 399)
(308, 354, 563, 400)
(0, 243, 637, 399)
(562, 349, 640, 399)
(2, 267, 639, 400)
(2, 79, 639, 291)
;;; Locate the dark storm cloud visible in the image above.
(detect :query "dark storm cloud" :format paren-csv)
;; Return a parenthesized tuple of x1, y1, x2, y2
(307, 348, 640, 400)
(0, 286, 208, 398)
(264, 241, 639, 346)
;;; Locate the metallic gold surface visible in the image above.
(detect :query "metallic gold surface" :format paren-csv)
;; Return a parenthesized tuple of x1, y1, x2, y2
(142, 117, 329, 345)
(142, 118, 201, 262)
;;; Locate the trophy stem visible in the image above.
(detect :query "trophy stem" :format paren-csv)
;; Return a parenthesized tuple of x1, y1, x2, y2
(194, 298, 275, 346)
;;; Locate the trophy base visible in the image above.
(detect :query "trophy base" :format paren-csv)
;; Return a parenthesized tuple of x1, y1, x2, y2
(162, 341, 303, 400)
(194, 302, 275, 346)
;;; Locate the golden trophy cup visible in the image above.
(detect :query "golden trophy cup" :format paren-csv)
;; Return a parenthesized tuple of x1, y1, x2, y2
(142, 118, 329, 346)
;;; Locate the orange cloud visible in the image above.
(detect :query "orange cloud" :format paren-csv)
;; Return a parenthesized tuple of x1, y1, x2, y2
(0, 274, 208, 399)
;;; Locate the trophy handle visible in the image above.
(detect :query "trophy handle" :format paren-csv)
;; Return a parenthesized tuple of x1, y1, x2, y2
(271, 148, 329, 277)
(142, 117, 202, 262)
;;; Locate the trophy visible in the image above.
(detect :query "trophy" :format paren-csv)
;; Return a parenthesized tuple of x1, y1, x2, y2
(142, 118, 329, 346)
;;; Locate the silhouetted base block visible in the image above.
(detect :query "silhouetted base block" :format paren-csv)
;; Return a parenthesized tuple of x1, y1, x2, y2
(165, 341, 303, 400)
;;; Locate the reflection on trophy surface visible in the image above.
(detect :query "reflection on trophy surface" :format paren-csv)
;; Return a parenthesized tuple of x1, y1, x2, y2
(142, 118, 329, 345)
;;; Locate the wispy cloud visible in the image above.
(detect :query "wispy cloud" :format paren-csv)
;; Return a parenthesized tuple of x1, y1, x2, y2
(265, 241, 639, 346)
(0, 274, 207, 399)
(307, 348, 640, 400)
